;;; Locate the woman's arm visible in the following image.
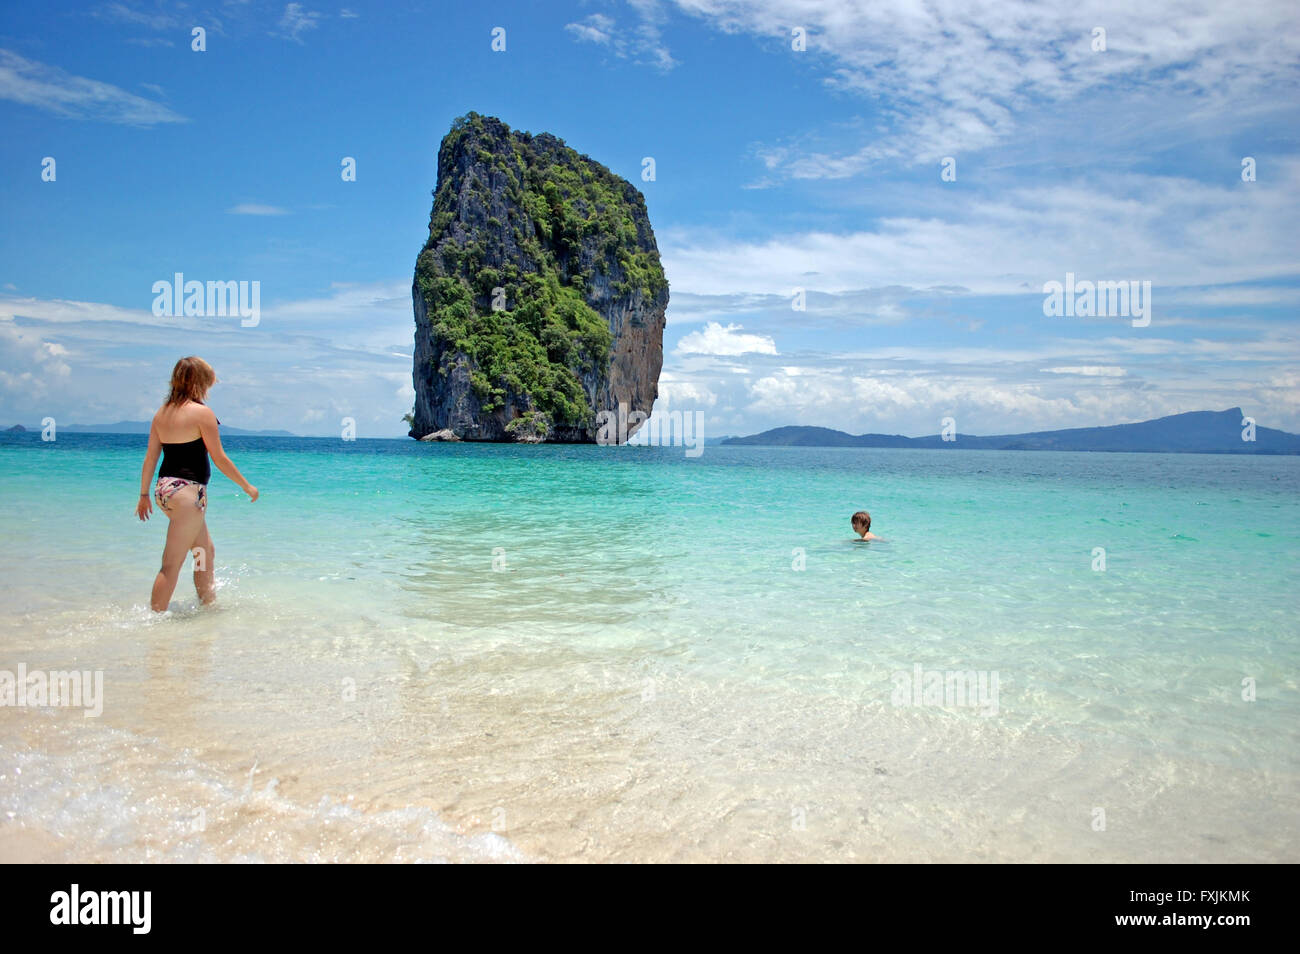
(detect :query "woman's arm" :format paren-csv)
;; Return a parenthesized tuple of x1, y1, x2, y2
(136, 421, 162, 520)
(198, 407, 258, 501)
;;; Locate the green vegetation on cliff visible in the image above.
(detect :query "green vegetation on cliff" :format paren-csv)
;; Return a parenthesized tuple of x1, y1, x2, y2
(415, 112, 666, 429)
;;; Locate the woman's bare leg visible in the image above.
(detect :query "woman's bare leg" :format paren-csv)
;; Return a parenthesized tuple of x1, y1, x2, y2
(193, 523, 216, 605)
(151, 485, 206, 612)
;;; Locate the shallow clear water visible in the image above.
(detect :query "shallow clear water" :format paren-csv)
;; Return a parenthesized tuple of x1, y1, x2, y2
(1, 433, 1297, 861)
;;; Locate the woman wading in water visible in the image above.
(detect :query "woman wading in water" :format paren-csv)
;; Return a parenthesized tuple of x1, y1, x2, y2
(136, 357, 258, 611)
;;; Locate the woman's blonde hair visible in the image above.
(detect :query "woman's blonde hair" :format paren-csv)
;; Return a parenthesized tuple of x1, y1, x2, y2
(165, 356, 216, 406)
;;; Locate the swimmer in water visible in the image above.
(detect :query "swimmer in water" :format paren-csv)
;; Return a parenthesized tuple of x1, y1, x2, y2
(851, 510, 883, 541)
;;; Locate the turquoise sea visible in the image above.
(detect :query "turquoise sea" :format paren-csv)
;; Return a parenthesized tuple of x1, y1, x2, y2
(1, 432, 1297, 861)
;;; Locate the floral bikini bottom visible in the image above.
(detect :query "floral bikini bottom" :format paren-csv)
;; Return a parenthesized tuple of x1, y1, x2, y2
(155, 477, 207, 513)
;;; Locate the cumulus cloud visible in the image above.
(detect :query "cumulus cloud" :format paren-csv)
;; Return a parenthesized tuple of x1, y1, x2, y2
(657, 373, 718, 406)
(675, 321, 777, 355)
(0, 322, 73, 407)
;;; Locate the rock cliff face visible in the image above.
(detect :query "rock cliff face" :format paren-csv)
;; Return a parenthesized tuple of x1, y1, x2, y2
(410, 112, 668, 442)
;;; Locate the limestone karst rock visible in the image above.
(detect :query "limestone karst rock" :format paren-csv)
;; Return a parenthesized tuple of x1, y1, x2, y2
(410, 112, 667, 443)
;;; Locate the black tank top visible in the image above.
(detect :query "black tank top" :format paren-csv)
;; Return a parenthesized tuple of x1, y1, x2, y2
(158, 402, 216, 485)
(159, 437, 210, 484)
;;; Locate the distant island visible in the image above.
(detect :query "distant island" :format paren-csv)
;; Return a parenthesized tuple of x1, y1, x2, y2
(3, 422, 297, 437)
(722, 408, 1300, 455)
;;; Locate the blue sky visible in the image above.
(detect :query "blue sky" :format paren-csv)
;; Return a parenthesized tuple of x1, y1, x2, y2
(2, 0, 1298, 437)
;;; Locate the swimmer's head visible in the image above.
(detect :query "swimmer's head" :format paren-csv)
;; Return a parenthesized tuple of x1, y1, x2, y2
(851, 511, 871, 535)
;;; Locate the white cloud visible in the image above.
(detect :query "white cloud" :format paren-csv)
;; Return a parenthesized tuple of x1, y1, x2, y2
(745, 366, 1162, 433)
(278, 3, 322, 43)
(227, 203, 290, 216)
(675, 321, 777, 355)
(673, 0, 1300, 171)
(0, 285, 417, 435)
(91, 2, 178, 30)
(0, 49, 186, 125)
(1041, 366, 1126, 376)
(660, 161, 1300, 297)
(1160, 286, 1300, 308)
(657, 372, 718, 406)
(0, 322, 73, 404)
(565, 13, 617, 45)
(566, 2, 678, 70)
